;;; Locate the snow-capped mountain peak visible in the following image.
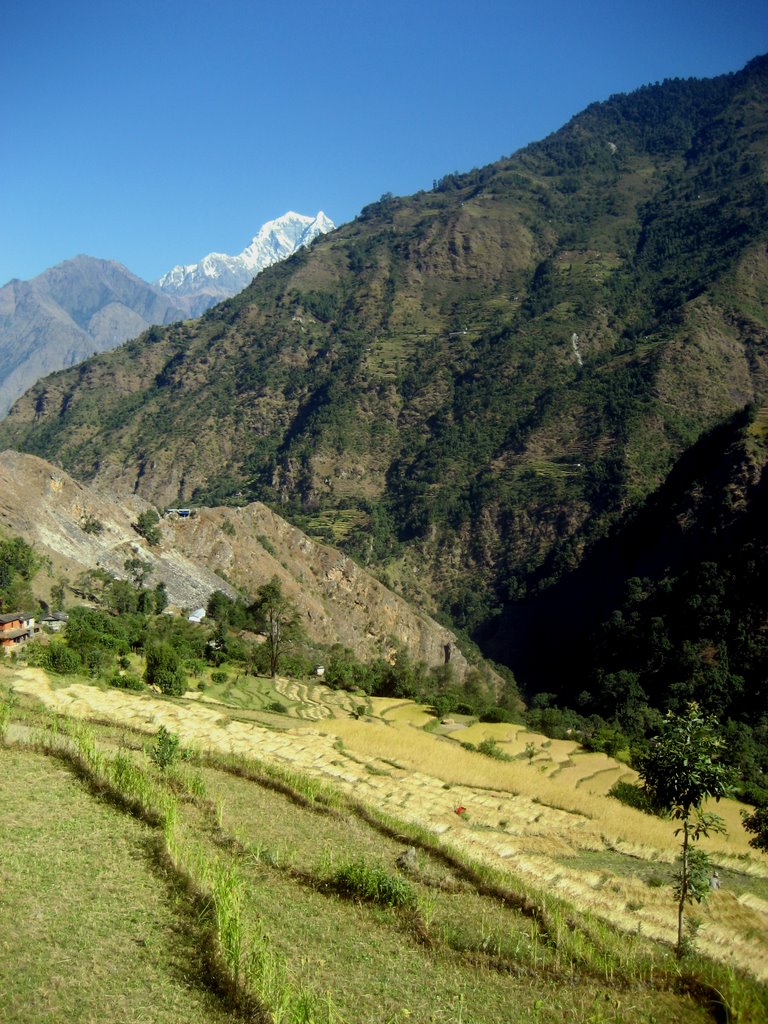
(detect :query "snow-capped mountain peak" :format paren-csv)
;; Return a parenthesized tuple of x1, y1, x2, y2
(155, 211, 334, 315)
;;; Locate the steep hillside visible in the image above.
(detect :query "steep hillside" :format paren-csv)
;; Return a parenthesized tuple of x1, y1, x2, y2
(0, 450, 472, 679)
(0, 215, 335, 418)
(488, 404, 768, 785)
(495, 403, 768, 684)
(2, 56, 767, 644)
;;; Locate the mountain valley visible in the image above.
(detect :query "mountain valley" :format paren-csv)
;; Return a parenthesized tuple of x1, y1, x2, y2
(4, 59, 767, 648)
(1, 56, 768, 788)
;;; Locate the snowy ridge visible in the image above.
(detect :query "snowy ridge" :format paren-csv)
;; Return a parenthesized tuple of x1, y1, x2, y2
(156, 211, 334, 304)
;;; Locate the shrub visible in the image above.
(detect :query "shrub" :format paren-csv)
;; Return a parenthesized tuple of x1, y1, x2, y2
(608, 780, 663, 815)
(477, 738, 513, 761)
(582, 723, 628, 758)
(81, 515, 104, 535)
(454, 702, 476, 716)
(109, 672, 145, 692)
(149, 725, 180, 770)
(266, 700, 288, 714)
(736, 782, 768, 807)
(144, 642, 186, 695)
(210, 670, 229, 685)
(329, 858, 417, 909)
(256, 533, 277, 557)
(22, 639, 48, 667)
(742, 805, 768, 853)
(479, 706, 515, 723)
(45, 640, 83, 675)
(135, 509, 162, 546)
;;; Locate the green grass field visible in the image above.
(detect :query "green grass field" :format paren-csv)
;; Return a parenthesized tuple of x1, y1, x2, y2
(0, 747, 233, 1024)
(2, 677, 767, 1024)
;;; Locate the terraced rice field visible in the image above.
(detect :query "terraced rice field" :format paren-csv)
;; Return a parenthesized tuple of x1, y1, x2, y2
(7, 665, 768, 985)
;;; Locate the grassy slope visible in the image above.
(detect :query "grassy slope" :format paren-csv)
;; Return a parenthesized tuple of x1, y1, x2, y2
(0, 747, 233, 1024)
(3, 668, 768, 1023)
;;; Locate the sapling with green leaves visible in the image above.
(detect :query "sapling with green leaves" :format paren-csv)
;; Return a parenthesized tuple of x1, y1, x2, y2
(150, 725, 181, 770)
(637, 701, 735, 957)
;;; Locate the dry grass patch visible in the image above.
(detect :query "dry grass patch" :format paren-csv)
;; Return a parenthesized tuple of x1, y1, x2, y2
(377, 701, 434, 727)
(552, 753, 627, 789)
(369, 696, 425, 719)
(314, 717, 762, 860)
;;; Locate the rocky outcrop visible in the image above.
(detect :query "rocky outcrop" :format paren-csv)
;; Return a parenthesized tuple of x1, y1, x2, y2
(0, 449, 236, 610)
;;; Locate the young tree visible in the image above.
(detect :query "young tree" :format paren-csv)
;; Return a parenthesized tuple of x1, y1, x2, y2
(250, 576, 301, 678)
(50, 577, 67, 611)
(637, 702, 735, 957)
(154, 582, 168, 614)
(124, 556, 153, 590)
(149, 725, 180, 770)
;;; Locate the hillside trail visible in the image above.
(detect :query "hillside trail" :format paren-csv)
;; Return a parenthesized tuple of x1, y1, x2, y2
(5, 665, 768, 983)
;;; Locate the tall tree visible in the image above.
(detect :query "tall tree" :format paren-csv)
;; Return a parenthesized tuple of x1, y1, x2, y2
(742, 805, 768, 854)
(144, 642, 186, 696)
(637, 702, 735, 957)
(251, 576, 300, 678)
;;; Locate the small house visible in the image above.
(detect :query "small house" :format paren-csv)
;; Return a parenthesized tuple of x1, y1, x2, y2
(188, 608, 206, 624)
(40, 611, 69, 633)
(0, 612, 35, 648)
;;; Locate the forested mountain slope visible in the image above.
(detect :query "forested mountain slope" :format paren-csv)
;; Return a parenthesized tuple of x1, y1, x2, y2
(2, 55, 767, 649)
(487, 405, 768, 792)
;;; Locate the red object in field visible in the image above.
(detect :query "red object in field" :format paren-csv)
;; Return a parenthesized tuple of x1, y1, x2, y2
(454, 805, 466, 815)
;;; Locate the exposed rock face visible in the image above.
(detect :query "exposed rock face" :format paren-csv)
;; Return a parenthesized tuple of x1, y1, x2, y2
(0, 449, 235, 611)
(0, 450, 473, 680)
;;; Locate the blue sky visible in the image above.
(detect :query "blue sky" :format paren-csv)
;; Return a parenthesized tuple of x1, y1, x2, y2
(2, 0, 766, 285)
